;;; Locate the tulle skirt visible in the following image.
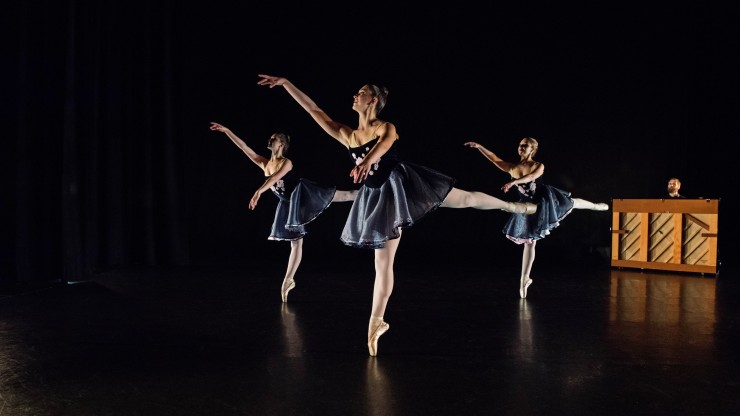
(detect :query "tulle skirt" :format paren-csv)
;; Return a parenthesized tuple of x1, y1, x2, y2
(268, 179, 336, 241)
(340, 162, 455, 249)
(503, 183, 574, 244)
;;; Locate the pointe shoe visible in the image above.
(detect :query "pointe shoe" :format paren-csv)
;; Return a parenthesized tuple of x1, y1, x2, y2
(281, 279, 295, 303)
(519, 278, 533, 299)
(594, 203, 609, 211)
(507, 202, 537, 215)
(368, 319, 390, 357)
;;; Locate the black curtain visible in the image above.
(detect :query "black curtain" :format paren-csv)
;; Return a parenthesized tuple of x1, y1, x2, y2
(10, 0, 188, 286)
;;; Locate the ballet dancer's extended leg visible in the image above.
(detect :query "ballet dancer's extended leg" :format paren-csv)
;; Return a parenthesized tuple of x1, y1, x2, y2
(332, 189, 359, 203)
(368, 233, 401, 357)
(572, 198, 609, 211)
(520, 241, 536, 299)
(441, 188, 537, 214)
(281, 238, 303, 302)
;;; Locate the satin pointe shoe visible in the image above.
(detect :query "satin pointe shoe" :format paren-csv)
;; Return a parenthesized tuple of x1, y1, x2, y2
(519, 278, 533, 299)
(368, 318, 390, 357)
(281, 279, 296, 303)
(508, 202, 537, 215)
(594, 203, 609, 211)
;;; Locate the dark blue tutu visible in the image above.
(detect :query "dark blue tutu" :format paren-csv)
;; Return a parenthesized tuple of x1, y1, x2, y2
(503, 178, 574, 244)
(340, 162, 455, 249)
(268, 176, 336, 241)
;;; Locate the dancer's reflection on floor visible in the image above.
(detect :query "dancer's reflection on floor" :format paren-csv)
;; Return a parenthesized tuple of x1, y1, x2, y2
(280, 303, 304, 357)
(516, 299, 535, 362)
(364, 357, 397, 416)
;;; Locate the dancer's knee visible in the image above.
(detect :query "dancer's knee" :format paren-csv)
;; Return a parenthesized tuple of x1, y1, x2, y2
(441, 188, 472, 208)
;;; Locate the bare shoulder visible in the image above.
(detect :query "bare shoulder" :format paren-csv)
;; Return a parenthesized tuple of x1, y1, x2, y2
(377, 120, 397, 139)
(334, 126, 354, 148)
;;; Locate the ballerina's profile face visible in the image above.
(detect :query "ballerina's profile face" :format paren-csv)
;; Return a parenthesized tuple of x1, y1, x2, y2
(518, 141, 532, 157)
(517, 137, 538, 159)
(267, 135, 279, 150)
(352, 86, 375, 112)
(268, 135, 287, 154)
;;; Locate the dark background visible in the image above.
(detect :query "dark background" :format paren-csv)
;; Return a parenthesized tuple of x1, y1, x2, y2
(5, 1, 737, 287)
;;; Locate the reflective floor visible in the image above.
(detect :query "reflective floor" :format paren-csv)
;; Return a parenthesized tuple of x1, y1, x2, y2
(1, 261, 739, 415)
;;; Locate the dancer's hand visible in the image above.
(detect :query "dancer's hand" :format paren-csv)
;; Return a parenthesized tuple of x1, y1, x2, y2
(502, 182, 514, 193)
(350, 164, 372, 184)
(249, 192, 261, 210)
(209, 122, 230, 133)
(463, 141, 482, 149)
(257, 74, 287, 88)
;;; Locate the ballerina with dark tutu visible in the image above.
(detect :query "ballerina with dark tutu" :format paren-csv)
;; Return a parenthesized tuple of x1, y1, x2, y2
(210, 122, 357, 302)
(257, 74, 536, 356)
(464, 137, 609, 299)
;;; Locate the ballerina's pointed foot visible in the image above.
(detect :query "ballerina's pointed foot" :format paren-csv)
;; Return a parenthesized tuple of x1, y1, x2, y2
(281, 279, 295, 303)
(507, 202, 537, 215)
(519, 278, 533, 299)
(595, 203, 609, 211)
(368, 319, 390, 357)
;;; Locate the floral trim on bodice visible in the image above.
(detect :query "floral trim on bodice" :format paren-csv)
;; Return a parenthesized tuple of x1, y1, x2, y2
(271, 179, 286, 195)
(515, 180, 537, 199)
(351, 145, 380, 177)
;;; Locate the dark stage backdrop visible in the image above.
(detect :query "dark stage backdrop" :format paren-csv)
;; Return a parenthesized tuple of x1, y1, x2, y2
(5, 1, 737, 287)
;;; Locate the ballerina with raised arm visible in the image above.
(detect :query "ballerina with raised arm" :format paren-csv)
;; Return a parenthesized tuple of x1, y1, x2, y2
(257, 74, 536, 356)
(464, 138, 609, 299)
(210, 122, 357, 302)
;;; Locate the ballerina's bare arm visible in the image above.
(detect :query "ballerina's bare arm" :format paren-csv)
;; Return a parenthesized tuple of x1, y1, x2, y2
(502, 162, 545, 193)
(249, 158, 294, 210)
(464, 141, 517, 174)
(210, 122, 269, 171)
(257, 74, 354, 148)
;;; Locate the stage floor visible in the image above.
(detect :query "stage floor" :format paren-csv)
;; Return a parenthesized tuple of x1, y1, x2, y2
(1, 261, 739, 415)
